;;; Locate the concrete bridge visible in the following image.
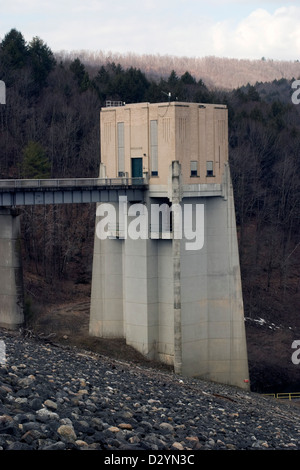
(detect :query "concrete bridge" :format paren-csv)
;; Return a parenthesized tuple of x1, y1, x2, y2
(0, 177, 146, 206)
(0, 176, 147, 333)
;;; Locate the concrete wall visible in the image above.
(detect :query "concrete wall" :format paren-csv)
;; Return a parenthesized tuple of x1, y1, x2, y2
(180, 192, 249, 386)
(157, 240, 174, 364)
(89, 211, 174, 362)
(123, 236, 158, 358)
(89, 208, 124, 338)
(0, 209, 24, 329)
(89, 164, 250, 389)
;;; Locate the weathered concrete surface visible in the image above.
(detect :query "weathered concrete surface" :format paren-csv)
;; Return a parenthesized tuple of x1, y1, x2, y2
(89, 163, 250, 390)
(179, 165, 249, 388)
(0, 208, 24, 329)
(89, 101, 249, 390)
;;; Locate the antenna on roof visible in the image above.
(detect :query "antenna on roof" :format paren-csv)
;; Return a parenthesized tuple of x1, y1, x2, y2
(161, 91, 172, 102)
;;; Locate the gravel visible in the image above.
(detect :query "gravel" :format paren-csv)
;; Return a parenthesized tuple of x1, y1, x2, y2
(1, 327, 300, 451)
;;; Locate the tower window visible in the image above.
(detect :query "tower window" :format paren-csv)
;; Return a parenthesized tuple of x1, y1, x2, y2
(117, 122, 125, 176)
(150, 120, 158, 176)
(206, 161, 214, 177)
(190, 161, 198, 177)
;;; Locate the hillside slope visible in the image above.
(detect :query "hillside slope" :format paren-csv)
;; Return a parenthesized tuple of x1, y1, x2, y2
(60, 50, 300, 89)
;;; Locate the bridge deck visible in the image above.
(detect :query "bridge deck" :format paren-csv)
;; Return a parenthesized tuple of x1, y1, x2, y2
(0, 178, 147, 206)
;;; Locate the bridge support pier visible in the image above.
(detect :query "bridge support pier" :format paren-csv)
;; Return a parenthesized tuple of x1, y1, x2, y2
(89, 163, 250, 390)
(0, 208, 24, 329)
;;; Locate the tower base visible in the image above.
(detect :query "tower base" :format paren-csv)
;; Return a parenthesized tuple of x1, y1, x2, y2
(89, 164, 250, 390)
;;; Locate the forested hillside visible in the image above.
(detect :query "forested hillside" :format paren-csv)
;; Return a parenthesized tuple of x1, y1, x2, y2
(1, 29, 300, 355)
(59, 49, 300, 90)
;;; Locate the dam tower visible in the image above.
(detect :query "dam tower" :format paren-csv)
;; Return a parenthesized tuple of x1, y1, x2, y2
(89, 101, 249, 389)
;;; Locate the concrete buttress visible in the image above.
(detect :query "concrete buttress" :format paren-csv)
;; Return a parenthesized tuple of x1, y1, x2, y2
(0, 208, 24, 329)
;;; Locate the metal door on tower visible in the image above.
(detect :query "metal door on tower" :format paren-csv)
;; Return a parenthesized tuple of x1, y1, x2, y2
(131, 158, 143, 181)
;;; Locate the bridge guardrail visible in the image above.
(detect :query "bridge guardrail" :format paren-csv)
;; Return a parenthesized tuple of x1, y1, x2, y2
(0, 177, 146, 189)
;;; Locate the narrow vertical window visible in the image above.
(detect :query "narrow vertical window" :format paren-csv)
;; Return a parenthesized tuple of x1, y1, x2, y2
(150, 120, 158, 176)
(178, 117, 186, 142)
(190, 161, 198, 177)
(162, 118, 170, 142)
(117, 122, 125, 176)
(206, 161, 214, 177)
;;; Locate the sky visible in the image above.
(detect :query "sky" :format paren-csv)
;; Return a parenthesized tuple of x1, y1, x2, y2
(0, 0, 300, 61)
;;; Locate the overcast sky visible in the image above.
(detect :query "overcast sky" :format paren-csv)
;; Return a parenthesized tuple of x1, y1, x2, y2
(0, 0, 300, 60)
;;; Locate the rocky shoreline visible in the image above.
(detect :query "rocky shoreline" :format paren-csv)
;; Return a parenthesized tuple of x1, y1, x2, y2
(0, 327, 300, 452)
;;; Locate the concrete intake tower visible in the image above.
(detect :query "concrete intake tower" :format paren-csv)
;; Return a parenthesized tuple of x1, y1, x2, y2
(89, 101, 250, 390)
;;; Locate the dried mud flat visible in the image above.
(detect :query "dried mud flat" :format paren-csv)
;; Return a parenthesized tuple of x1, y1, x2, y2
(31, 299, 171, 371)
